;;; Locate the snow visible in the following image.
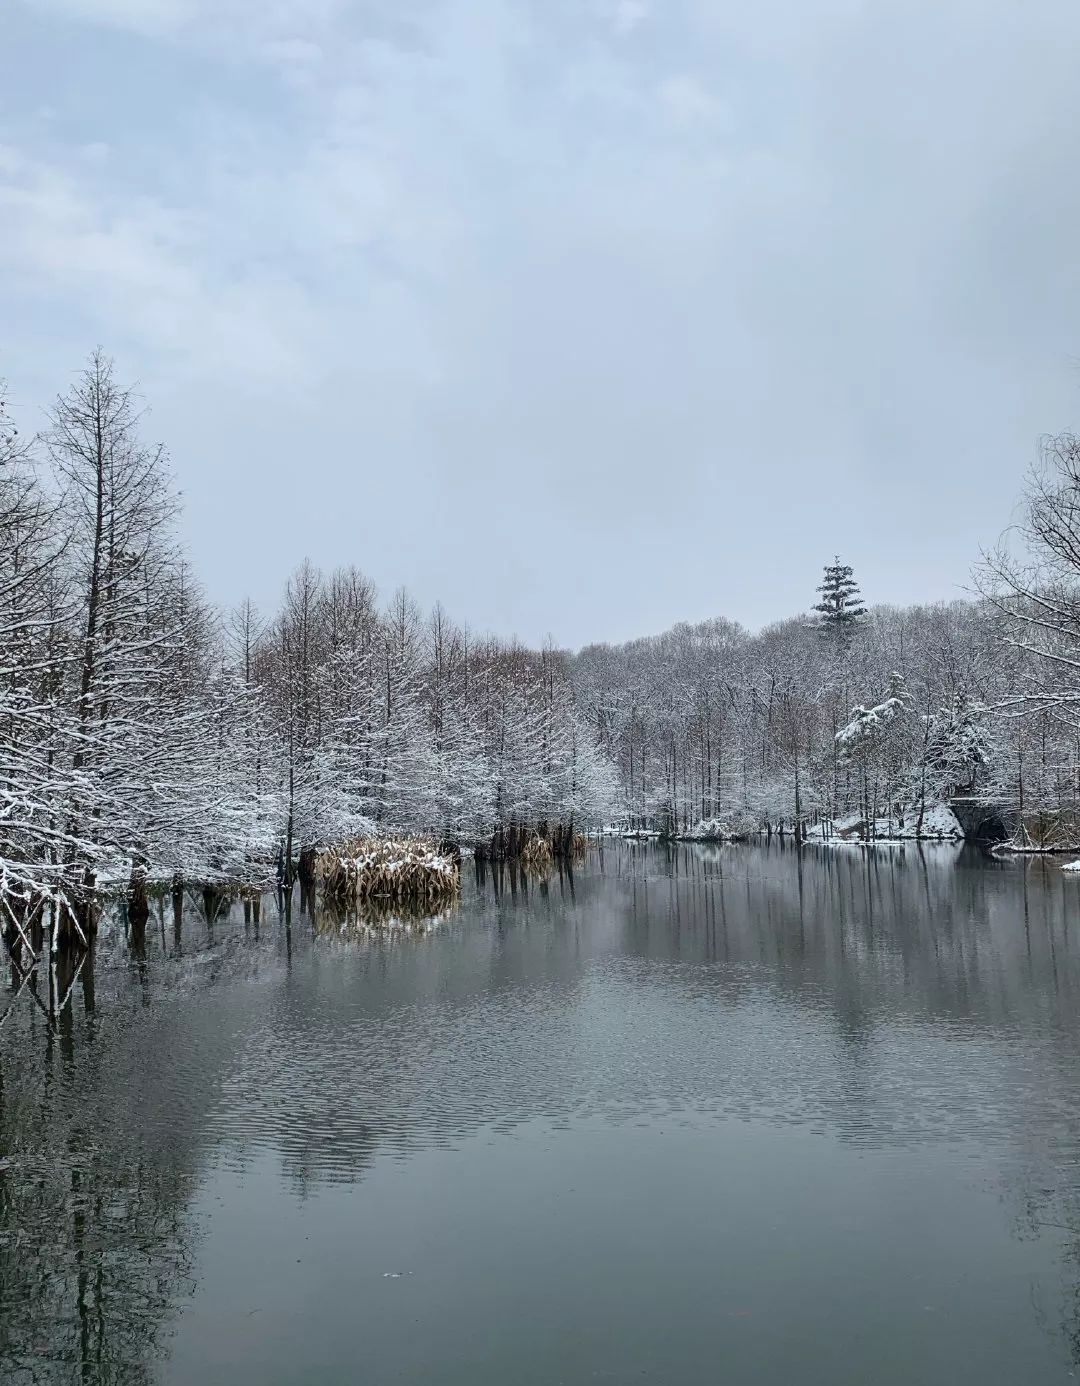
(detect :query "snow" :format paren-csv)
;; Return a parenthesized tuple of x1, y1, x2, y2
(804, 802, 964, 844)
(601, 823, 662, 839)
(332, 841, 459, 878)
(913, 803, 966, 837)
(835, 693, 907, 751)
(1061, 860, 1080, 873)
(679, 813, 758, 842)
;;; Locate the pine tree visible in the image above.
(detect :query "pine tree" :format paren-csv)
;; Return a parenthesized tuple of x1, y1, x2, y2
(813, 556, 866, 641)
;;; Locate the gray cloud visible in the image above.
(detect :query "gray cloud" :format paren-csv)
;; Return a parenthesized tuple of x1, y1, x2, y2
(3, 0, 1080, 645)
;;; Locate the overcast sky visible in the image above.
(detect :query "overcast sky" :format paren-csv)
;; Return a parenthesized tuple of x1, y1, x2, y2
(3, 0, 1080, 648)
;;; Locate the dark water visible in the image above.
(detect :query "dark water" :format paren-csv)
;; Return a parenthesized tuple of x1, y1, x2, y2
(4, 842, 1080, 1384)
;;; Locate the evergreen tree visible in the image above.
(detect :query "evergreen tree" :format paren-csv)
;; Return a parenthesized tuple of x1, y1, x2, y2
(813, 556, 866, 640)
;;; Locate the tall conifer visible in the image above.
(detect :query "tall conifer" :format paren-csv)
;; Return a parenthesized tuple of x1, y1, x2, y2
(813, 556, 866, 641)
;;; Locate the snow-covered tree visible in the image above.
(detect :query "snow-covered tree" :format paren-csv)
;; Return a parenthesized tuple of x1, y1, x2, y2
(45, 353, 190, 918)
(813, 556, 866, 644)
(922, 692, 993, 799)
(0, 381, 73, 917)
(8, 342, 1070, 942)
(833, 674, 913, 831)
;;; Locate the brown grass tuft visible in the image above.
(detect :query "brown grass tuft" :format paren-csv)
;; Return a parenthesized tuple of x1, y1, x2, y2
(521, 835, 554, 871)
(317, 836, 460, 907)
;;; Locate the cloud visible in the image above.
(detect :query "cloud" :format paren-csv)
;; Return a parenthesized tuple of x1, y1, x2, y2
(657, 74, 727, 130)
(6, 0, 1080, 643)
(15, 0, 357, 68)
(0, 150, 311, 382)
(23, 0, 189, 36)
(78, 141, 111, 164)
(612, 0, 649, 36)
(260, 37, 325, 85)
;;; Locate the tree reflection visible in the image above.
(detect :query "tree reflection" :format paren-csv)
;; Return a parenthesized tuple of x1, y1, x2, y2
(0, 951, 196, 1384)
(4, 850, 1080, 1376)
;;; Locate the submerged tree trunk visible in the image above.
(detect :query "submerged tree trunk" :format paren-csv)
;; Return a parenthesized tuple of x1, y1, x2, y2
(127, 863, 149, 929)
(56, 869, 97, 951)
(297, 846, 317, 889)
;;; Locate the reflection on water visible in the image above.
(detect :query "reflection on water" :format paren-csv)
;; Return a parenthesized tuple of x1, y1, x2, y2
(3, 843, 1080, 1382)
(315, 897, 458, 937)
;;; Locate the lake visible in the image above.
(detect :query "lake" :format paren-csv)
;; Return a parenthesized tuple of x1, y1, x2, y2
(4, 841, 1080, 1384)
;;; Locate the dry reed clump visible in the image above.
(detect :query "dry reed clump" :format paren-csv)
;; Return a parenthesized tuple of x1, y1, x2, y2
(570, 833, 589, 858)
(317, 836, 460, 907)
(521, 835, 554, 871)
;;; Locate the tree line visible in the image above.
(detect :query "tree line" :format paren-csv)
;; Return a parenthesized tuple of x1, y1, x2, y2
(0, 353, 617, 939)
(575, 488, 1080, 845)
(3, 351, 1080, 937)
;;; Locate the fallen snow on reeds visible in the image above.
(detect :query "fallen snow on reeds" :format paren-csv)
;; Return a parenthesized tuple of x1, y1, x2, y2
(317, 836, 460, 907)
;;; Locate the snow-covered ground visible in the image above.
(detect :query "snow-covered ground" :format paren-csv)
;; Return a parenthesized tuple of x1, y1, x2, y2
(804, 803, 964, 844)
(678, 814, 758, 842)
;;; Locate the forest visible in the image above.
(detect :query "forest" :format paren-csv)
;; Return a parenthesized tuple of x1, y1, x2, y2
(3, 352, 1080, 941)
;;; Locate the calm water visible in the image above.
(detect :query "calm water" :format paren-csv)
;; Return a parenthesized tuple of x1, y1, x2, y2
(5, 842, 1080, 1384)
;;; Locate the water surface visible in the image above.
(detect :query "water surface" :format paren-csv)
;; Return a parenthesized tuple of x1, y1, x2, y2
(4, 842, 1080, 1383)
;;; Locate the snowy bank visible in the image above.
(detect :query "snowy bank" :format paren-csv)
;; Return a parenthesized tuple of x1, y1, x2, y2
(805, 803, 964, 844)
(678, 814, 758, 843)
(602, 824, 662, 840)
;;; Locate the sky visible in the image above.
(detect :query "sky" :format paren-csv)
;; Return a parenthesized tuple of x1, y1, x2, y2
(3, 0, 1080, 649)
